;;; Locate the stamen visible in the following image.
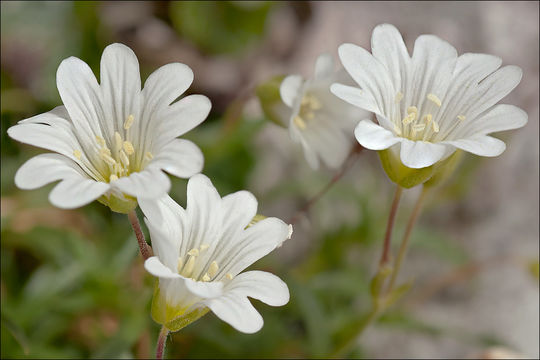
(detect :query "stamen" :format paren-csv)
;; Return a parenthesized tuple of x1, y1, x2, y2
(95, 135, 106, 147)
(202, 273, 211, 282)
(422, 114, 433, 124)
(208, 261, 219, 278)
(187, 248, 199, 257)
(183, 255, 196, 276)
(293, 116, 307, 130)
(177, 257, 183, 272)
(412, 124, 426, 132)
(393, 124, 402, 136)
(123, 141, 135, 155)
(305, 112, 315, 120)
(73, 149, 82, 160)
(457, 115, 466, 121)
(432, 120, 440, 133)
(124, 114, 134, 130)
(114, 132, 123, 152)
(200, 244, 209, 252)
(427, 93, 442, 107)
(407, 106, 418, 115)
(100, 147, 112, 157)
(395, 92, 404, 103)
(109, 174, 118, 182)
(402, 112, 416, 125)
(225, 273, 233, 280)
(309, 97, 322, 110)
(100, 152, 117, 166)
(119, 150, 130, 167)
(144, 152, 154, 161)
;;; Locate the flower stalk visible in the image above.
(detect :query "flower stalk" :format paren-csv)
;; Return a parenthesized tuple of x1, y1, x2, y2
(379, 185, 403, 266)
(128, 210, 152, 260)
(156, 325, 169, 360)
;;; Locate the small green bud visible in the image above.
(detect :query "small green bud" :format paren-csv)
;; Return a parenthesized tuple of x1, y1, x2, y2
(98, 192, 138, 214)
(378, 148, 436, 188)
(256, 75, 289, 127)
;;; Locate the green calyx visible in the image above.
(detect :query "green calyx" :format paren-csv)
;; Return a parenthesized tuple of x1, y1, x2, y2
(98, 193, 138, 214)
(378, 148, 463, 189)
(151, 281, 210, 332)
(256, 75, 289, 128)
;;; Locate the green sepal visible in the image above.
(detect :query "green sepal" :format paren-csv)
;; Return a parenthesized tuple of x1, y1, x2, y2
(423, 150, 463, 189)
(256, 75, 289, 128)
(378, 148, 436, 189)
(369, 264, 393, 301)
(150, 280, 210, 332)
(246, 214, 267, 229)
(384, 280, 414, 308)
(97, 192, 138, 214)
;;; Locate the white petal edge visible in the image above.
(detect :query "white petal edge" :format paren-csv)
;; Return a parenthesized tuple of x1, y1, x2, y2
(49, 177, 110, 209)
(157, 94, 211, 141)
(145, 256, 182, 279)
(280, 75, 303, 108)
(113, 168, 171, 199)
(15, 153, 85, 190)
(314, 53, 334, 79)
(354, 119, 401, 150)
(205, 294, 264, 334)
(442, 135, 506, 157)
(330, 83, 382, 115)
(225, 271, 289, 307)
(399, 139, 448, 169)
(149, 139, 204, 179)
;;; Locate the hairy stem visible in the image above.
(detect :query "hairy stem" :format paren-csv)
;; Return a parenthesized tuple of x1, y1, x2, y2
(128, 210, 152, 260)
(379, 185, 403, 267)
(156, 326, 169, 360)
(288, 144, 363, 225)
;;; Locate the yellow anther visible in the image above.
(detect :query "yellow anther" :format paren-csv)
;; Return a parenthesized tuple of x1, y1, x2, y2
(422, 114, 433, 124)
(208, 261, 219, 278)
(187, 248, 199, 257)
(177, 257, 183, 272)
(301, 97, 310, 106)
(119, 150, 130, 167)
(402, 112, 416, 125)
(95, 135, 106, 147)
(114, 132, 123, 151)
(407, 106, 418, 115)
(124, 114, 134, 130)
(109, 174, 118, 182)
(99, 147, 112, 157)
(202, 273, 211, 282)
(144, 152, 154, 160)
(309, 97, 322, 110)
(395, 91, 403, 103)
(199, 244, 209, 252)
(432, 120, 440, 133)
(225, 273, 233, 280)
(183, 255, 195, 276)
(457, 115, 466, 121)
(293, 116, 307, 130)
(73, 149, 82, 160)
(427, 93, 442, 107)
(100, 152, 117, 166)
(393, 124, 402, 136)
(305, 112, 315, 120)
(412, 123, 426, 132)
(123, 141, 135, 155)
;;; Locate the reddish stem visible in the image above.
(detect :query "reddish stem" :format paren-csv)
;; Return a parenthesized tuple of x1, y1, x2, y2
(128, 210, 152, 260)
(379, 185, 403, 267)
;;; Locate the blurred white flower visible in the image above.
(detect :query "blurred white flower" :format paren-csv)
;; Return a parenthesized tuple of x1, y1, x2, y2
(331, 24, 527, 169)
(139, 174, 290, 333)
(8, 43, 210, 212)
(279, 53, 367, 169)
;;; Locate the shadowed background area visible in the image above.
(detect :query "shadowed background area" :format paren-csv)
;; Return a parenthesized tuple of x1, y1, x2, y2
(1, 1, 538, 358)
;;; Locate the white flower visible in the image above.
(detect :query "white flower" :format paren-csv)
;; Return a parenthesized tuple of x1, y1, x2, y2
(279, 53, 367, 169)
(139, 174, 290, 333)
(8, 43, 211, 211)
(331, 24, 528, 169)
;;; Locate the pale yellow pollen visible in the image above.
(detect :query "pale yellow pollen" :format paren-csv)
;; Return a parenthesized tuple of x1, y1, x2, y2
(95, 135, 106, 147)
(177, 257, 183, 272)
(187, 248, 199, 257)
(309, 97, 322, 110)
(73, 149, 82, 160)
(422, 114, 433, 125)
(412, 123, 426, 132)
(395, 91, 404, 103)
(402, 112, 416, 125)
(305, 112, 315, 120)
(119, 150, 130, 167)
(109, 174, 118, 182)
(208, 261, 219, 278)
(100, 147, 112, 157)
(407, 106, 418, 115)
(202, 273, 211, 282)
(114, 132, 123, 151)
(124, 114, 134, 130)
(183, 255, 196, 276)
(432, 120, 440, 133)
(294, 116, 307, 130)
(457, 115, 466, 121)
(225, 273, 233, 280)
(144, 152, 154, 160)
(100, 152, 117, 166)
(427, 93, 442, 107)
(199, 244, 209, 252)
(123, 141, 135, 155)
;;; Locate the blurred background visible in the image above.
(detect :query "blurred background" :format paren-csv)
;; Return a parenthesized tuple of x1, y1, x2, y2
(1, 1, 538, 358)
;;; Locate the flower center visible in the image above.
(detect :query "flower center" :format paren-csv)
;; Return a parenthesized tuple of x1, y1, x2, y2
(293, 93, 322, 130)
(177, 244, 233, 282)
(394, 92, 466, 142)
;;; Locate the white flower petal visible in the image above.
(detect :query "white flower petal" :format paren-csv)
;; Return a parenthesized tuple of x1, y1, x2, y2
(330, 83, 381, 115)
(113, 168, 171, 199)
(217, 217, 289, 278)
(225, 271, 289, 307)
(442, 135, 506, 157)
(185, 278, 224, 299)
(455, 104, 528, 138)
(354, 119, 401, 150)
(300, 119, 352, 169)
(49, 177, 109, 209)
(145, 256, 182, 279)
(204, 293, 263, 334)
(14, 153, 84, 190)
(157, 94, 211, 141)
(280, 75, 303, 108)
(371, 23, 411, 92)
(142, 62, 194, 109)
(338, 43, 395, 113)
(149, 139, 204, 179)
(399, 138, 448, 169)
(220, 190, 258, 240)
(314, 53, 334, 79)
(99, 43, 141, 137)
